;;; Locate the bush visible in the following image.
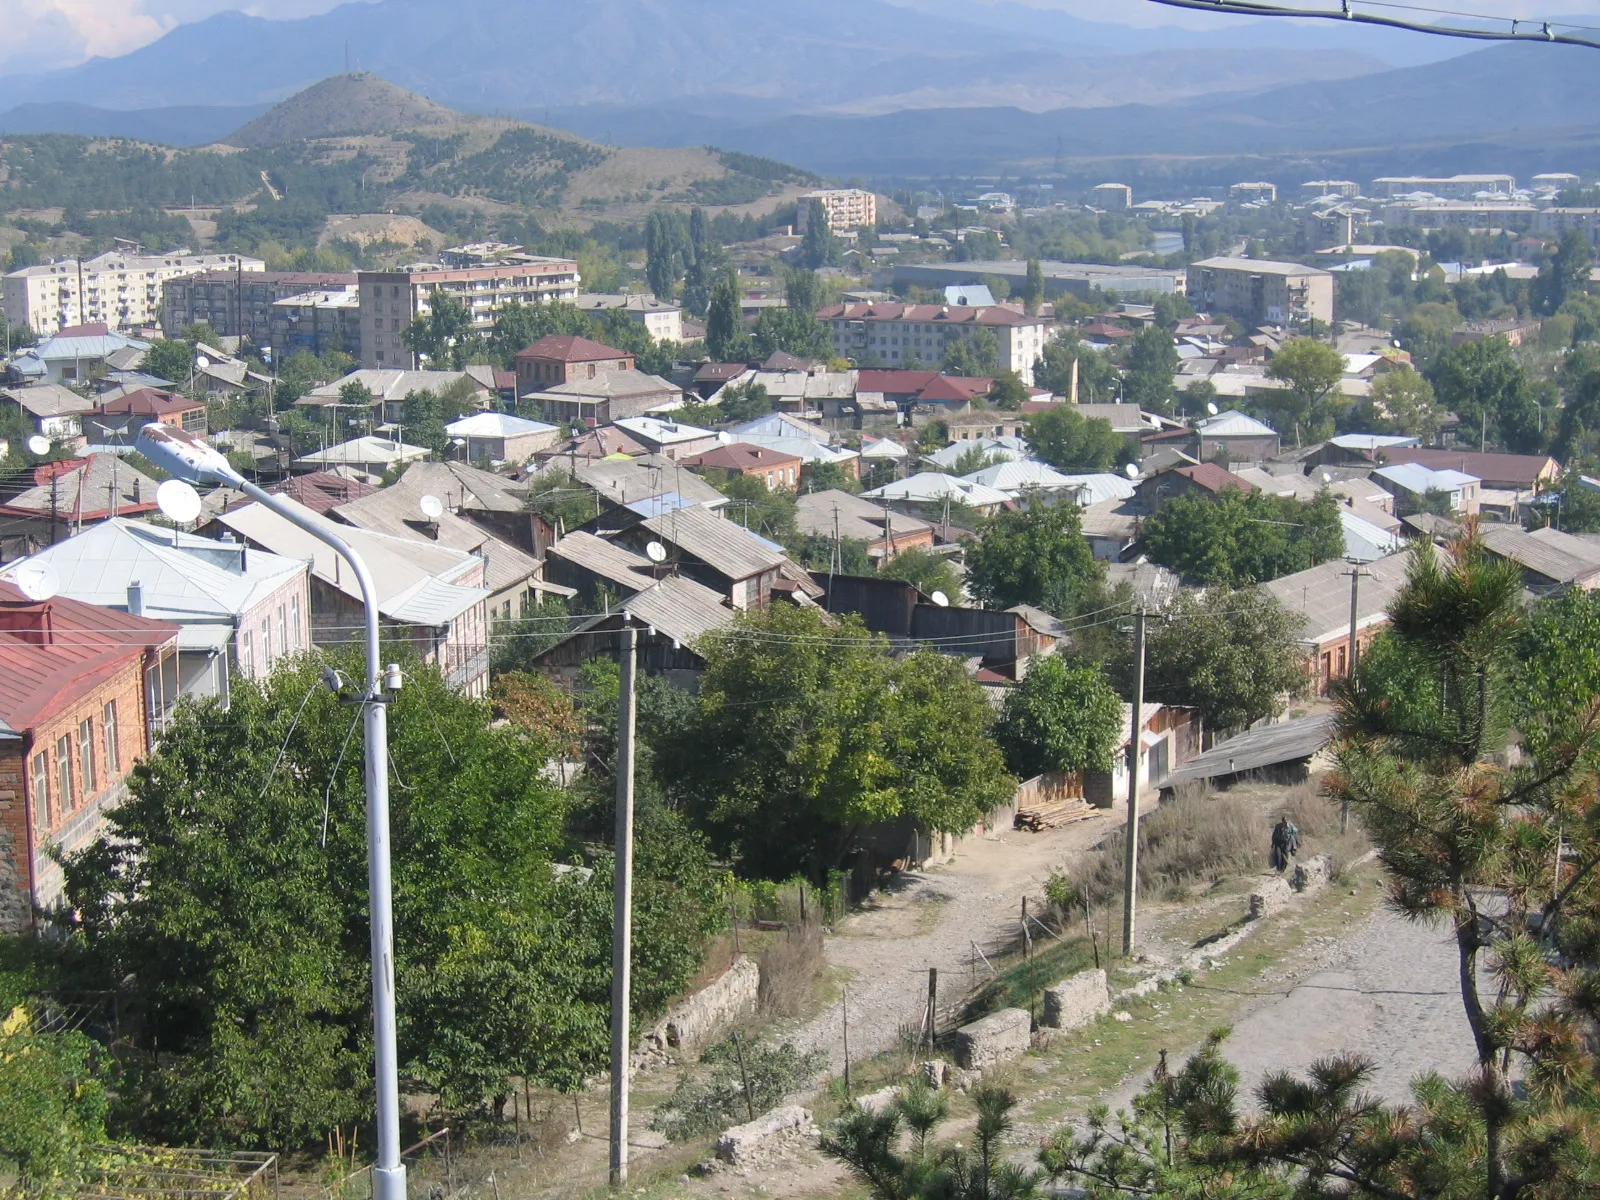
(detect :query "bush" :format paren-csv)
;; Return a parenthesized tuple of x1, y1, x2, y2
(1079, 791, 1263, 908)
(758, 925, 825, 1018)
(651, 1038, 824, 1141)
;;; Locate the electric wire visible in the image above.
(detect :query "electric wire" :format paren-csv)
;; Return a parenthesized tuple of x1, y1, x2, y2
(1145, 0, 1600, 49)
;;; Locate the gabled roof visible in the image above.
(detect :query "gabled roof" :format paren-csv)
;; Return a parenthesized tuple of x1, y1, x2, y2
(1173, 463, 1256, 494)
(570, 453, 728, 509)
(97, 387, 203, 417)
(1263, 549, 1416, 644)
(524, 369, 677, 400)
(331, 484, 539, 596)
(962, 459, 1078, 493)
(547, 531, 655, 593)
(3, 383, 97, 418)
(642, 505, 788, 580)
(395, 460, 530, 514)
(860, 437, 910, 459)
(1069, 403, 1150, 433)
(727, 413, 834, 443)
(918, 375, 991, 403)
(1056, 472, 1137, 506)
(923, 435, 1029, 470)
(1196, 409, 1278, 438)
(294, 436, 432, 468)
(269, 471, 377, 514)
(614, 416, 715, 445)
(1374, 462, 1478, 493)
(0, 580, 177, 732)
(862, 472, 1012, 507)
(1374, 447, 1556, 489)
(515, 334, 630, 363)
(32, 326, 149, 362)
(795, 489, 933, 543)
(445, 411, 556, 438)
(1478, 524, 1600, 587)
(302, 369, 491, 406)
(0, 454, 162, 521)
(732, 433, 858, 466)
(680, 443, 803, 472)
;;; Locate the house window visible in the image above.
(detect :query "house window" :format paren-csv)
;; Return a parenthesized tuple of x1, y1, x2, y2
(277, 606, 287, 658)
(240, 629, 253, 676)
(766, 471, 775, 488)
(79, 718, 96, 796)
(31, 751, 49, 830)
(261, 618, 273, 671)
(103, 701, 119, 774)
(290, 595, 302, 650)
(56, 734, 74, 814)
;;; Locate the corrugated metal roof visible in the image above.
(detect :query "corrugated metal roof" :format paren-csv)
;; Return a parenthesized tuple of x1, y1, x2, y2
(0, 453, 161, 520)
(331, 485, 539, 596)
(1263, 549, 1415, 644)
(445, 412, 555, 438)
(732, 433, 858, 466)
(1480, 524, 1600, 586)
(643, 505, 786, 580)
(1164, 714, 1336, 787)
(1374, 462, 1479, 493)
(571, 453, 728, 509)
(796, 489, 932, 543)
(1058, 473, 1137, 506)
(862, 472, 1012, 508)
(1196, 409, 1278, 437)
(962, 459, 1078, 493)
(620, 576, 735, 645)
(923, 436, 1030, 470)
(547, 531, 654, 592)
(295, 437, 431, 468)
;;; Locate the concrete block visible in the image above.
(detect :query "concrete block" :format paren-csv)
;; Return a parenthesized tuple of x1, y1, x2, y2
(1249, 875, 1294, 919)
(1293, 853, 1333, 893)
(950, 1007, 1031, 1070)
(716, 1105, 815, 1167)
(1041, 968, 1111, 1030)
(920, 1060, 949, 1089)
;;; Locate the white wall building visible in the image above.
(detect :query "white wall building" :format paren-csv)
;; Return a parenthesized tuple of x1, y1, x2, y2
(3, 251, 265, 336)
(796, 189, 878, 234)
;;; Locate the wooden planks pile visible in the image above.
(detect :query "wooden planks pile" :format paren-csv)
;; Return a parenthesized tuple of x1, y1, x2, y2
(1013, 798, 1098, 832)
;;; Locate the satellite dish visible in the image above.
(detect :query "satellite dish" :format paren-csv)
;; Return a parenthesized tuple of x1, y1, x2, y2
(1124, 462, 1141, 480)
(930, 590, 950, 607)
(26, 435, 50, 456)
(1321, 472, 1332, 483)
(13, 561, 59, 602)
(419, 494, 444, 519)
(1206, 402, 1219, 416)
(645, 541, 668, 564)
(194, 355, 210, 370)
(155, 478, 203, 524)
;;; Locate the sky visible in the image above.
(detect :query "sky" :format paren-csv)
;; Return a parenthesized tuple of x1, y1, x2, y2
(5, 0, 1596, 75)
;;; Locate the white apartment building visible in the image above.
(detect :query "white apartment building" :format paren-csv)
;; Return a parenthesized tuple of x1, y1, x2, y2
(358, 259, 580, 368)
(574, 293, 684, 342)
(796, 189, 878, 235)
(3, 251, 265, 336)
(816, 302, 1051, 385)
(1371, 174, 1517, 199)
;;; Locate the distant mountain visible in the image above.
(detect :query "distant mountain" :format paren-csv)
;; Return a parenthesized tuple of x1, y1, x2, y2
(0, 0, 1401, 121)
(0, 100, 268, 146)
(226, 73, 461, 147)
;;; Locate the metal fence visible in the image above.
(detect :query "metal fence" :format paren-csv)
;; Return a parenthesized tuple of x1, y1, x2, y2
(76, 1147, 278, 1200)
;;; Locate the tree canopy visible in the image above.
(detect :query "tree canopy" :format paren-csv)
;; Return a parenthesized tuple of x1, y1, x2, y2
(1140, 488, 1345, 586)
(1024, 406, 1128, 472)
(1263, 338, 1346, 443)
(964, 502, 1106, 617)
(995, 657, 1124, 780)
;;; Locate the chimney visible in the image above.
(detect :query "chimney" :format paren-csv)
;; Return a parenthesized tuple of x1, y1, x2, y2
(127, 580, 144, 615)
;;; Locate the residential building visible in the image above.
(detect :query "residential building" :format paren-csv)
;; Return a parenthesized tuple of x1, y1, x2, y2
(0, 455, 162, 560)
(514, 334, 634, 391)
(533, 574, 734, 684)
(358, 259, 580, 368)
(95, 387, 207, 437)
(892, 260, 1186, 299)
(536, 426, 648, 467)
(795, 489, 934, 561)
(5, 518, 311, 704)
(210, 497, 493, 696)
(0, 580, 178, 931)
(1452, 317, 1542, 347)
(1371, 447, 1558, 491)
(524, 370, 681, 425)
(1373, 462, 1481, 516)
(1533, 173, 1582, 192)
(1186, 257, 1335, 326)
(293, 436, 431, 477)
(962, 459, 1080, 496)
(923, 434, 1029, 471)
(573, 294, 684, 342)
(445, 412, 559, 465)
(299, 367, 495, 424)
(4, 251, 264, 337)
(567, 454, 729, 515)
(611, 416, 720, 461)
(1191, 409, 1281, 463)
(1302, 180, 1361, 198)
(945, 411, 1028, 442)
(1264, 550, 1414, 694)
(380, 460, 542, 557)
(268, 471, 376, 515)
(1229, 181, 1278, 203)
(861, 472, 1011, 515)
(612, 504, 803, 610)
(1371, 174, 1516, 198)
(1533, 208, 1600, 236)
(1380, 200, 1538, 231)
(1137, 462, 1257, 508)
(680, 442, 803, 490)
(796, 188, 878, 234)
(856, 369, 992, 413)
(1477, 525, 1600, 594)
(2, 384, 97, 447)
(269, 288, 362, 359)
(816, 302, 1051, 384)
(1090, 183, 1133, 210)
(161, 270, 357, 345)
(6, 324, 150, 386)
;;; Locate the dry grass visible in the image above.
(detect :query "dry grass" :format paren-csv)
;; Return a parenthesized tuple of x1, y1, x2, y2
(757, 923, 826, 1018)
(1080, 790, 1265, 908)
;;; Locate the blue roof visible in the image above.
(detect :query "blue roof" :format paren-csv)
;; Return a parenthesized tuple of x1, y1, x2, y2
(623, 491, 695, 519)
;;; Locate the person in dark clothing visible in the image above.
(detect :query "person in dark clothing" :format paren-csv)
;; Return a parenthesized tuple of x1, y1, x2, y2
(1270, 815, 1301, 872)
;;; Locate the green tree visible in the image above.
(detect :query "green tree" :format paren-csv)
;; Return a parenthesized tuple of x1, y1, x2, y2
(1430, 335, 1543, 453)
(1033, 333, 1116, 402)
(1121, 325, 1177, 413)
(143, 337, 195, 388)
(488, 598, 574, 675)
(987, 369, 1029, 411)
(965, 502, 1105, 616)
(1018, 258, 1045, 316)
(1396, 300, 1460, 373)
(995, 657, 1123, 780)
(800, 458, 860, 494)
(878, 545, 960, 600)
(799, 199, 842, 270)
(1024, 406, 1127, 472)
(1366, 365, 1442, 441)
(1179, 377, 1217, 419)
(719, 380, 772, 423)
(1140, 489, 1345, 586)
(489, 299, 593, 366)
(1132, 585, 1308, 731)
(1537, 228, 1592, 314)
(718, 472, 797, 544)
(645, 209, 680, 301)
(403, 288, 476, 369)
(688, 607, 1013, 878)
(1526, 473, 1600, 533)
(943, 328, 1000, 377)
(752, 305, 831, 361)
(0, 1007, 109, 1196)
(706, 268, 748, 363)
(1264, 337, 1346, 443)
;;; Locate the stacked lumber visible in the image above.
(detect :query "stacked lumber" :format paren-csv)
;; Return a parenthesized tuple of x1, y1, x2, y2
(1013, 799, 1098, 832)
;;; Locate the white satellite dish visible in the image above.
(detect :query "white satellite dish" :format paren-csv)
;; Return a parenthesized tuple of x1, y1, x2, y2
(645, 541, 668, 564)
(930, 590, 950, 607)
(26, 435, 50, 456)
(1321, 472, 1332, 483)
(155, 478, 203, 524)
(194, 354, 211, 370)
(1124, 462, 1141, 480)
(419, 494, 444, 520)
(1206, 402, 1219, 416)
(13, 561, 59, 602)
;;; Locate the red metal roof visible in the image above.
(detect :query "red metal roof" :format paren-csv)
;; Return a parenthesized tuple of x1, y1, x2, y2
(98, 387, 204, 417)
(1175, 463, 1255, 494)
(0, 581, 177, 733)
(816, 303, 1045, 327)
(918, 375, 991, 402)
(270, 471, 378, 515)
(514, 334, 631, 363)
(681, 442, 803, 472)
(55, 322, 111, 339)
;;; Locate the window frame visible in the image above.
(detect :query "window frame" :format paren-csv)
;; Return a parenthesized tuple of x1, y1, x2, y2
(103, 700, 119, 774)
(78, 717, 96, 797)
(55, 734, 74, 814)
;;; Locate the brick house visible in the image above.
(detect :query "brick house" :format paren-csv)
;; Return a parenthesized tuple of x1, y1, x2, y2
(95, 387, 208, 437)
(0, 581, 178, 933)
(678, 443, 804, 490)
(514, 334, 634, 392)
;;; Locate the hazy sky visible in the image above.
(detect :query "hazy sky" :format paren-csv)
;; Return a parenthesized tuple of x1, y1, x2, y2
(5, 0, 1593, 74)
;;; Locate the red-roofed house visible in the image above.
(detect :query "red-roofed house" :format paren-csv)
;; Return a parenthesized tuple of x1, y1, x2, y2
(679, 443, 804, 490)
(269, 471, 379, 515)
(514, 334, 635, 391)
(95, 387, 207, 435)
(817, 303, 1050, 383)
(0, 581, 179, 932)
(1137, 462, 1256, 508)
(855, 370, 993, 409)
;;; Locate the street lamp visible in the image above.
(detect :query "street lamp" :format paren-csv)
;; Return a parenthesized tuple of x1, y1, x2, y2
(135, 421, 407, 1200)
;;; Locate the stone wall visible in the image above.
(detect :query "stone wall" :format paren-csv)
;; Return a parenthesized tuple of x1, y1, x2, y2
(635, 955, 760, 1069)
(1041, 968, 1111, 1031)
(949, 1007, 1031, 1070)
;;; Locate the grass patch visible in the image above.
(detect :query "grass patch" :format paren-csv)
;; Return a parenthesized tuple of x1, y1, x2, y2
(961, 933, 1101, 1024)
(759, 923, 826, 1018)
(1081, 790, 1264, 909)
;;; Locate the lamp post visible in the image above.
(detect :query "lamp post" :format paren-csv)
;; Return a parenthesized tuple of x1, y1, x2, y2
(134, 421, 407, 1200)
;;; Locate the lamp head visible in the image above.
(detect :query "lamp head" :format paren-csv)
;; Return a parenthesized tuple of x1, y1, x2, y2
(135, 422, 243, 485)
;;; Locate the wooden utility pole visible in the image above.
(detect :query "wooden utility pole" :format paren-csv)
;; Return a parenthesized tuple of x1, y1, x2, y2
(1122, 608, 1147, 956)
(609, 622, 638, 1188)
(1342, 566, 1372, 679)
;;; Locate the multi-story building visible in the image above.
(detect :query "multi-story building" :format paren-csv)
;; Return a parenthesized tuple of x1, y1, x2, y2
(1534, 208, 1600, 236)
(514, 334, 634, 392)
(161, 270, 357, 347)
(815, 302, 1052, 385)
(573, 293, 684, 342)
(796, 189, 878, 235)
(268, 289, 362, 359)
(1301, 180, 1361, 199)
(1371, 174, 1517, 198)
(3, 251, 265, 337)
(1380, 200, 1539, 231)
(1090, 183, 1133, 210)
(1186, 257, 1335, 327)
(0, 579, 179, 931)
(892, 259, 1186, 299)
(1229, 181, 1278, 203)
(358, 259, 580, 369)
(1532, 173, 1581, 193)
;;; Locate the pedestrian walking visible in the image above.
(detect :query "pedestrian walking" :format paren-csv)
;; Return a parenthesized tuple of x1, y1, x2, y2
(1270, 814, 1301, 873)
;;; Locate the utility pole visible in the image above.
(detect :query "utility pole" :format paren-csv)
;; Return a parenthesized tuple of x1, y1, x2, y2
(609, 621, 639, 1188)
(1342, 566, 1371, 679)
(1121, 608, 1147, 956)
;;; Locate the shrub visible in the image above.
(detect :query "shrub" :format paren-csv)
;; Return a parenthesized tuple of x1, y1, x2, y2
(651, 1038, 824, 1141)
(758, 925, 825, 1018)
(1079, 791, 1263, 907)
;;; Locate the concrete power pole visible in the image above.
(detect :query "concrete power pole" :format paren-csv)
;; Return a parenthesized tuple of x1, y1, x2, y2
(1121, 608, 1147, 956)
(1339, 568, 1370, 835)
(610, 621, 639, 1187)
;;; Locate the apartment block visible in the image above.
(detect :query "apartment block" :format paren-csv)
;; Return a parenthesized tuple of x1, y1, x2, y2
(4, 251, 265, 337)
(1371, 174, 1516, 198)
(1229, 181, 1278, 203)
(359, 259, 581, 369)
(816, 302, 1051, 385)
(1186, 257, 1334, 327)
(796, 189, 878, 235)
(269, 289, 362, 359)
(1089, 183, 1133, 210)
(1301, 180, 1361, 198)
(161, 270, 356, 347)
(573, 293, 684, 342)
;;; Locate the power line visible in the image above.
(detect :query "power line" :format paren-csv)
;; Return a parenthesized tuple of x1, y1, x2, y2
(1145, 0, 1600, 49)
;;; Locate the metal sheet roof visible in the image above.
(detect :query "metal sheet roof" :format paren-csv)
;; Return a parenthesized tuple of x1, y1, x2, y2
(1164, 714, 1337, 787)
(643, 505, 787, 580)
(862, 472, 1012, 508)
(962, 459, 1078, 493)
(1196, 409, 1278, 438)
(1262, 549, 1415, 645)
